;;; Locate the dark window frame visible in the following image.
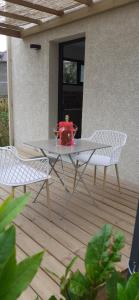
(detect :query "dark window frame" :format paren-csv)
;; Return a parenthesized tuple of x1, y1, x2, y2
(58, 37, 85, 133)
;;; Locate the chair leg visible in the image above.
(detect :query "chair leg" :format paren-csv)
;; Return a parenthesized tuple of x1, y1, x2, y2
(115, 164, 121, 192)
(46, 180, 51, 221)
(103, 166, 107, 189)
(11, 186, 15, 198)
(73, 160, 78, 190)
(94, 165, 97, 185)
(23, 185, 26, 193)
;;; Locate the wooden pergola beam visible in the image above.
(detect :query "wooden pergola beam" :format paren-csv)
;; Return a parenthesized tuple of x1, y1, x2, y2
(0, 26, 21, 38)
(0, 10, 41, 25)
(4, 0, 64, 16)
(0, 22, 22, 31)
(74, 0, 92, 5)
(22, 0, 137, 37)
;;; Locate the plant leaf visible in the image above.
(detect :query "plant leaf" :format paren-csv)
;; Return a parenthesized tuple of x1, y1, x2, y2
(0, 245, 16, 290)
(85, 224, 112, 284)
(45, 267, 60, 280)
(126, 273, 139, 300)
(117, 283, 127, 300)
(65, 256, 78, 279)
(0, 225, 15, 271)
(60, 256, 78, 295)
(112, 232, 125, 252)
(69, 270, 91, 297)
(0, 251, 43, 300)
(106, 271, 126, 300)
(0, 193, 30, 232)
(135, 293, 139, 300)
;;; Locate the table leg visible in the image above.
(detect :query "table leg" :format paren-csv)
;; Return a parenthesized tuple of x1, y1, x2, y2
(41, 150, 70, 193)
(68, 151, 96, 201)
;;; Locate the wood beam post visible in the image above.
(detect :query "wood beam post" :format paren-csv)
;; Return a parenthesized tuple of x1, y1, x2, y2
(7, 37, 15, 146)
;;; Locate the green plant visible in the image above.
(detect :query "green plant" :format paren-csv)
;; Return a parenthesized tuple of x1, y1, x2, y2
(0, 97, 9, 146)
(0, 193, 44, 299)
(107, 270, 139, 300)
(47, 224, 125, 300)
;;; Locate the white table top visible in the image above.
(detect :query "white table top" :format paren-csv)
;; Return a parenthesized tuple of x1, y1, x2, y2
(25, 139, 110, 155)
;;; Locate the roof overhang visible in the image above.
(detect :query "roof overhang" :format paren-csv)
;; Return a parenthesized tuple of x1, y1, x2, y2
(0, 0, 137, 38)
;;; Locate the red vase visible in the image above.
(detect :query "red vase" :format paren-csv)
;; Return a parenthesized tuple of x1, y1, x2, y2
(59, 121, 74, 146)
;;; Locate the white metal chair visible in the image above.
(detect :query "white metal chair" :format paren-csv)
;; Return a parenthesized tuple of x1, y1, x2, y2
(0, 146, 51, 212)
(75, 130, 127, 190)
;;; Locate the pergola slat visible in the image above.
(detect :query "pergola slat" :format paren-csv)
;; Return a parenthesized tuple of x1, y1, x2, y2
(0, 22, 22, 31)
(0, 26, 21, 38)
(0, 10, 41, 25)
(0, 0, 136, 38)
(74, 0, 92, 5)
(22, 0, 137, 38)
(4, 0, 64, 17)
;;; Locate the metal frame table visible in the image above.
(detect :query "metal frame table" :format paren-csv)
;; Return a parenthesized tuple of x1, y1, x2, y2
(25, 139, 110, 201)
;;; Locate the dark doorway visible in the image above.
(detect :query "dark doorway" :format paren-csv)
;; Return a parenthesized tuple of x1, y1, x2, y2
(58, 38, 85, 138)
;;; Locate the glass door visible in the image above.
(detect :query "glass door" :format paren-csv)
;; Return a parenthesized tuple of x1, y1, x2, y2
(58, 38, 85, 138)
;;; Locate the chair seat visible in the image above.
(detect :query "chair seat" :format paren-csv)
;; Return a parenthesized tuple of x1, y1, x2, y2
(0, 163, 50, 186)
(75, 153, 111, 166)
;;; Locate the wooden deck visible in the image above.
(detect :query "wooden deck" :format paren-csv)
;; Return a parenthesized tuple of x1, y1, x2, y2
(0, 161, 139, 300)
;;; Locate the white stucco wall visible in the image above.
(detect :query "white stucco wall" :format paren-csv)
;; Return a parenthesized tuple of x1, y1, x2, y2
(10, 2, 139, 185)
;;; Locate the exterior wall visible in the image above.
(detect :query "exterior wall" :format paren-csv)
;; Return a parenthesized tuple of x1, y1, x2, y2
(10, 2, 139, 184)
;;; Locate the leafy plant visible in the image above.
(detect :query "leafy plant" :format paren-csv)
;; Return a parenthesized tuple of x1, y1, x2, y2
(107, 271, 139, 300)
(47, 224, 125, 300)
(0, 97, 9, 146)
(0, 193, 44, 299)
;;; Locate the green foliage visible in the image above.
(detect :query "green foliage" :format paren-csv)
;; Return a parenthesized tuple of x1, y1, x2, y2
(48, 224, 125, 300)
(0, 251, 43, 300)
(0, 193, 44, 299)
(0, 97, 9, 146)
(106, 271, 126, 300)
(63, 61, 77, 84)
(85, 224, 124, 286)
(0, 193, 30, 232)
(68, 270, 93, 300)
(107, 271, 139, 300)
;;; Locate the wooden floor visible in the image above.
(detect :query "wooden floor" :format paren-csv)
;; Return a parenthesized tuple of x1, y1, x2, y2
(0, 162, 139, 300)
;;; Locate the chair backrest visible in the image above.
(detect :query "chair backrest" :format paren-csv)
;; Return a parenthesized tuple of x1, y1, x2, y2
(0, 146, 49, 186)
(0, 146, 17, 167)
(89, 130, 127, 163)
(0, 147, 19, 183)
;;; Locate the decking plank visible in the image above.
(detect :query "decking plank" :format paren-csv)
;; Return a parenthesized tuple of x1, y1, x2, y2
(0, 157, 138, 300)
(17, 247, 60, 299)
(16, 226, 65, 282)
(19, 287, 38, 300)
(58, 160, 139, 195)
(54, 162, 138, 206)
